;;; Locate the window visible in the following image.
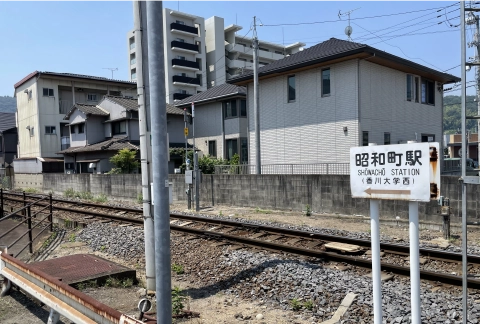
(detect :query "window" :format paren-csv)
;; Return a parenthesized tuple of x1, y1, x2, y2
(406, 75, 413, 101)
(384, 132, 391, 145)
(87, 94, 97, 101)
(414, 77, 420, 102)
(224, 100, 237, 118)
(226, 138, 238, 160)
(131, 111, 139, 119)
(43, 88, 54, 97)
(71, 125, 76, 134)
(131, 68, 137, 80)
(362, 131, 369, 146)
(321, 68, 331, 96)
(287, 75, 295, 102)
(208, 140, 217, 157)
(240, 100, 247, 117)
(176, 20, 185, 25)
(110, 91, 121, 96)
(421, 79, 435, 105)
(78, 123, 85, 134)
(130, 54, 136, 65)
(30, 127, 34, 137)
(45, 126, 56, 135)
(240, 138, 248, 164)
(112, 121, 126, 135)
(421, 134, 435, 142)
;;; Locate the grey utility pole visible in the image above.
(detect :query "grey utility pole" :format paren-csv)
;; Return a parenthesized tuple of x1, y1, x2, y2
(253, 16, 261, 174)
(192, 102, 200, 211)
(146, 1, 172, 323)
(133, 1, 155, 292)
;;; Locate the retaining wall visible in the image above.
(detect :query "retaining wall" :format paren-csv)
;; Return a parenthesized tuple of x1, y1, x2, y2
(12, 173, 474, 223)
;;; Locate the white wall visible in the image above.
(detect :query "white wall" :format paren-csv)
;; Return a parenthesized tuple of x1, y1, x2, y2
(15, 78, 41, 158)
(248, 60, 359, 165)
(359, 60, 443, 146)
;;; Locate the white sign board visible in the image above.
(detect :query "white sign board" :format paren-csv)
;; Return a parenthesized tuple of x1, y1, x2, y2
(350, 142, 440, 202)
(185, 170, 193, 184)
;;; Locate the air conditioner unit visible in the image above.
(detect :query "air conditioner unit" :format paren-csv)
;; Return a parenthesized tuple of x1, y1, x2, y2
(88, 163, 96, 169)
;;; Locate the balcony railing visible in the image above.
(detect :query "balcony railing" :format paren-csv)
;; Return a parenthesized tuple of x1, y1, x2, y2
(172, 75, 201, 86)
(172, 58, 199, 70)
(61, 136, 70, 151)
(170, 22, 198, 35)
(173, 93, 192, 100)
(171, 41, 199, 52)
(130, 42, 135, 50)
(59, 100, 73, 114)
(130, 58, 136, 65)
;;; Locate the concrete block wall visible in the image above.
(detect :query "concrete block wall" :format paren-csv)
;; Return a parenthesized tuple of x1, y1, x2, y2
(14, 174, 44, 189)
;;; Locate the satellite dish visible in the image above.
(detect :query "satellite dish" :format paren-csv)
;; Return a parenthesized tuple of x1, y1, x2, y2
(345, 26, 353, 38)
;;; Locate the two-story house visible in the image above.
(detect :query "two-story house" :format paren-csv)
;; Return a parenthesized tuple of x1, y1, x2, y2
(13, 71, 137, 173)
(174, 83, 247, 163)
(228, 38, 460, 167)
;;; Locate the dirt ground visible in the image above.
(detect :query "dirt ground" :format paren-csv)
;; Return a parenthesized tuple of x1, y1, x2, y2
(1, 200, 478, 323)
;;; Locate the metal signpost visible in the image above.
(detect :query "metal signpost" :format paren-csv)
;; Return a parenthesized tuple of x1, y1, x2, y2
(350, 142, 440, 324)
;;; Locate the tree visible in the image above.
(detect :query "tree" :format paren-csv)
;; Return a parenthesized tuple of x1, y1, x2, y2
(443, 95, 477, 134)
(108, 148, 139, 174)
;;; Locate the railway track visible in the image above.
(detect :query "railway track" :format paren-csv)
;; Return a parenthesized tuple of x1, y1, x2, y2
(2, 191, 480, 289)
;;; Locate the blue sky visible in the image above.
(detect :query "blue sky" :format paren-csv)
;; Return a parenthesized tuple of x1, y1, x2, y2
(0, 1, 470, 96)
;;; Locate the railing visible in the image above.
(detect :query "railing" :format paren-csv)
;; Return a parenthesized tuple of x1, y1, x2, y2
(214, 163, 350, 175)
(61, 136, 70, 151)
(59, 100, 73, 114)
(130, 42, 135, 50)
(172, 58, 200, 70)
(0, 189, 53, 258)
(171, 40, 199, 52)
(172, 75, 201, 86)
(170, 22, 198, 35)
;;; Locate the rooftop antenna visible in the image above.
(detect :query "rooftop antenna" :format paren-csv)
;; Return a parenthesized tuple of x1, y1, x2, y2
(338, 8, 360, 41)
(103, 68, 118, 79)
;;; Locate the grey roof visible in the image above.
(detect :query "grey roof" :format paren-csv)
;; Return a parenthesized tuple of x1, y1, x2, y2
(64, 103, 109, 120)
(0, 112, 16, 132)
(58, 136, 139, 154)
(174, 83, 246, 107)
(228, 38, 460, 85)
(103, 95, 139, 111)
(14, 71, 135, 89)
(167, 103, 188, 115)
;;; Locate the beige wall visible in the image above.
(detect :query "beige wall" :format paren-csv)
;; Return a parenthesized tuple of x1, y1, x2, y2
(16, 78, 41, 158)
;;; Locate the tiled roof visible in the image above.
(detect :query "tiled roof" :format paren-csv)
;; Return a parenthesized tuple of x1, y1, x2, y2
(174, 83, 246, 107)
(64, 103, 109, 120)
(14, 71, 135, 89)
(103, 95, 139, 111)
(228, 37, 460, 84)
(0, 112, 16, 132)
(58, 137, 139, 154)
(167, 103, 188, 115)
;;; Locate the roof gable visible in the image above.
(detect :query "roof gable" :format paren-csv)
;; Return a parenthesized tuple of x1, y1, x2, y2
(174, 83, 246, 107)
(102, 95, 139, 111)
(64, 103, 109, 120)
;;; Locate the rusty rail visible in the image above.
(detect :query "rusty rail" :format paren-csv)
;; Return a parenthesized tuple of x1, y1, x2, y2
(0, 249, 143, 324)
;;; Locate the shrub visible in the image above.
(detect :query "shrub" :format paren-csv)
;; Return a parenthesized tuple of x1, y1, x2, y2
(93, 194, 108, 203)
(172, 286, 186, 315)
(64, 188, 75, 198)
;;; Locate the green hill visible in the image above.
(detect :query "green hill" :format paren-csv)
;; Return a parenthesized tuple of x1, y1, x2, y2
(0, 96, 16, 113)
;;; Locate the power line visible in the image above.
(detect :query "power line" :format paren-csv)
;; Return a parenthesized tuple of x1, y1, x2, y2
(261, 3, 459, 27)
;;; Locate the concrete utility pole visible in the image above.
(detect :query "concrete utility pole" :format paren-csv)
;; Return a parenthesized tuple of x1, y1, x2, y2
(145, 1, 172, 323)
(133, 1, 155, 292)
(253, 16, 261, 174)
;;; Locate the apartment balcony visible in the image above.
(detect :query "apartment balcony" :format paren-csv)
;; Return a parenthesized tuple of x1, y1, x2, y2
(225, 43, 283, 61)
(171, 41, 199, 54)
(173, 92, 192, 101)
(226, 57, 250, 69)
(172, 75, 201, 87)
(170, 22, 198, 37)
(59, 100, 73, 114)
(172, 58, 200, 71)
(61, 136, 70, 151)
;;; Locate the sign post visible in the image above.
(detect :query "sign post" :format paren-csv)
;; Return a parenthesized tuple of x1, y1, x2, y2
(350, 142, 440, 324)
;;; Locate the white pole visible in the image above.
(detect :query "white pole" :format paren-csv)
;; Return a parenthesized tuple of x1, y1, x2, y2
(370, 199, 382, 324)
(409, 201, 421, 324)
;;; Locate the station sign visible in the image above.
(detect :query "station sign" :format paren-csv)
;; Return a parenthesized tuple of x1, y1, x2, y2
(350, 142, 440, 202)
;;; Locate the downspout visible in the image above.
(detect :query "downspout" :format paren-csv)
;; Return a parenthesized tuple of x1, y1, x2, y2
(221, 101, 225, 159)
(357, 58, 361, 146)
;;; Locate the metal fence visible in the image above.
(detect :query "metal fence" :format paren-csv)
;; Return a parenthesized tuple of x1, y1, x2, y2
(214, 163, 350, 175)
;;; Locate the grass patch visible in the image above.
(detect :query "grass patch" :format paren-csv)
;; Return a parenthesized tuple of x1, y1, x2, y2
(93, 194, 108, 203)
(64, 188, 75, 198)
(255, 207, 272, 214)
(172, 263, 184, 275)
(42, 232, 58, 248)
(76, 279, 98, 291)
(137, 193, 143, 204)
(68, 232, 76, 242)
(290, 298, 302, 311)
(104, 276, 133, 288)
(24, 187, 38, 193)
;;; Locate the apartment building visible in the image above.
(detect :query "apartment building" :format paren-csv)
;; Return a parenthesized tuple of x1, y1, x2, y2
(128, 7, 207, 104)
(127, 9, 304, 100)
(205, 16, 305, 88)
(13, 71, 136, 173)
(229, 38, 460, 167)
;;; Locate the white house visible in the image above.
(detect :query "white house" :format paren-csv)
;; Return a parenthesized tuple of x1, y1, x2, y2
(229, 38, 460, 168)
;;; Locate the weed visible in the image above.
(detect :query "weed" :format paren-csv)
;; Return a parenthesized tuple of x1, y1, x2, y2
(100, 245, 107, 252)
(290, 298, 302, 311)
(64, 188, 75, 198)
(121, 278, 134, 288)
(68, 233, 76, 242)
(172, 263, 184, 275)
(303, 300, 314, 311)
(48, 190, 54, 196)
(104, 276, 121, 287)
(93, 194, 108, 203)
(42, 232, 57, 248)
(255, 207, 272, 214)
(137, 193, 143, 204)
(305, 204, 311, 216)
(24, 187, 38, 193)
(172, 286, 186, 315)
(76, 191, 93, 200)
(219, 210, 223, 216)
(77, 282, 86, 290)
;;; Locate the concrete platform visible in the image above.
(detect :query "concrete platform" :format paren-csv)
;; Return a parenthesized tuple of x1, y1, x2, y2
(29, 253, 136, 286)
